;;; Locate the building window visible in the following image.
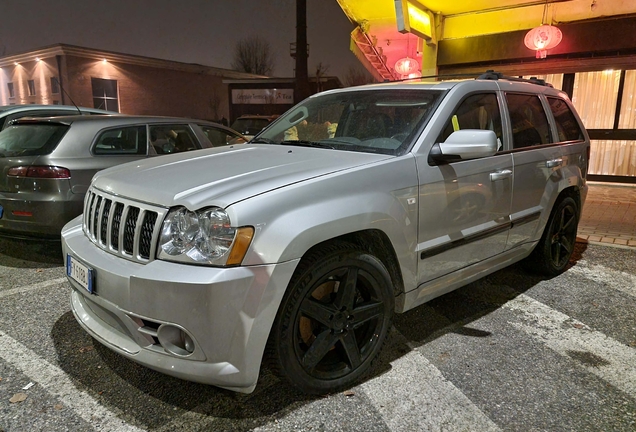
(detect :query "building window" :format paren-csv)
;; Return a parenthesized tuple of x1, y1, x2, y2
(50, 77, 60, 94)
(27, 80, 36, 96)
(91, 77, 119, 112)
(53, 100, 60, 105)
(572, 70, 620, 129)
(7, 82, 15, 98)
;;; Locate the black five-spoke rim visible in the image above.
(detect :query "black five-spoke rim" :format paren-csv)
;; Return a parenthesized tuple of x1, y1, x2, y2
(293, 265, 385, 380)
(550, 202, 577, 268)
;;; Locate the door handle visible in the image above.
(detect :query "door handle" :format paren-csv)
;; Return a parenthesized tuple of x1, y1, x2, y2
(490, 169, 512, 181)
(546, 158, 563, 168)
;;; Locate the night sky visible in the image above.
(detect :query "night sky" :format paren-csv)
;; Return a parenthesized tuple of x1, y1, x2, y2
(1, 0, 360, 82)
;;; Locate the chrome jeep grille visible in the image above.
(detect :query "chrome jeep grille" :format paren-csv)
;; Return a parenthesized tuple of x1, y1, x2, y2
(83, 188, 168, 263)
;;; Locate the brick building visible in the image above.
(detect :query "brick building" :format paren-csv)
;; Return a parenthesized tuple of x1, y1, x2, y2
(0, 44, 265, 122)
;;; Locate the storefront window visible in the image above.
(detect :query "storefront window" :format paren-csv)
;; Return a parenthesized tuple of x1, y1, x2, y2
(572, 70, 620, 129)
(522, 74, 563, 90)
(618, 70, 636, 129)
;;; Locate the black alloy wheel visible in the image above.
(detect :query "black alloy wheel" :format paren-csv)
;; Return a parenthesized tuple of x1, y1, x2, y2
(267, 242, 394, 394)
(528, 196, 579, 276)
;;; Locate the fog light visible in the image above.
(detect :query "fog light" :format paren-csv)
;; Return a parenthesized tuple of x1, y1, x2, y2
(156, 324, 196, 356)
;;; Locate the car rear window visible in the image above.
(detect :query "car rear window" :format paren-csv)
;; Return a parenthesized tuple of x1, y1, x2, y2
(0, 123, 69, 157)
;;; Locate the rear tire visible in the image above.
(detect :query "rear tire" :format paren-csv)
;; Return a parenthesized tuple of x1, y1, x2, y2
(527, 196, 579, 276)
(266, 242, 394, 394)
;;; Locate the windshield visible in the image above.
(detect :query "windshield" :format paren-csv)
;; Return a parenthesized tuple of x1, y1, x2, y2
(0, 124, 70, 157)
(254, 89, 442, 155)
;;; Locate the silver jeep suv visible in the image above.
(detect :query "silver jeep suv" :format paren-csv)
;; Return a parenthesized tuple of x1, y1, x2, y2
(62, 73, 589, 394)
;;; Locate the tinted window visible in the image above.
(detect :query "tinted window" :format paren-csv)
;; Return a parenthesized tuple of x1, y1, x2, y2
(199, 125, 246, 147)
(230, 118, 271, 136)
(93, 126, 147, 155)
(506, 93, 552, 148)
(149, 125, 199, 154)
(547, 97, 584, 142)
(0, 124, 69, 157)
(438, 93, 503, 149)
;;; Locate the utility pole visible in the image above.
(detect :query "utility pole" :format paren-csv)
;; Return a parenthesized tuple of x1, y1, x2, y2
(295, 0, 311, 103)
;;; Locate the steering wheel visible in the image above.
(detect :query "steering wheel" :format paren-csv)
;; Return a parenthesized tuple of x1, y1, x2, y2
(390, 133, 409, 141)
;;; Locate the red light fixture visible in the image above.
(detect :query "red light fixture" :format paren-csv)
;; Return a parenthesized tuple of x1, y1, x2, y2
(394, 56, 418, 75)
(524, 24, 562, 58)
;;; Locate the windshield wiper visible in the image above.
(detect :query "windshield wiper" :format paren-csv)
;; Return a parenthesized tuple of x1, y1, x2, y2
(280, 140, 335, 149)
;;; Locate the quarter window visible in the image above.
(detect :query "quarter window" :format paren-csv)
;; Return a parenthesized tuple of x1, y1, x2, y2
(93, 126, 147, 155)
(547, 97, 583, 142)
(505, 93, 552, 148)
(91, 78, 119, 112)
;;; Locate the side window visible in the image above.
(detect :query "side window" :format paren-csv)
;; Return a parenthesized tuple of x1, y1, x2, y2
(547, 97, 584, 142)
(199, 125, 247, 147)
(506, 93, 552, 148)
(93, 126, 147, 155)
(149, 124, 199, 154)
(438, 93, 503, 149)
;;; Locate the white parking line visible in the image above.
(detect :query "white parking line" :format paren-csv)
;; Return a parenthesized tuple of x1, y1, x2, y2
(0, 277, 67, 299)
(505, 294, 636, 397)
(568, 260, 636, 298)
(0, 330, 143, 432)
(360, 331, 501, 432)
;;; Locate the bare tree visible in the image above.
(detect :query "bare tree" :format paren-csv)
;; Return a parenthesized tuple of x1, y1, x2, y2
(231, 36, 275, 76)
(314, 62, 330, 92)
(344, 65, 376, 87)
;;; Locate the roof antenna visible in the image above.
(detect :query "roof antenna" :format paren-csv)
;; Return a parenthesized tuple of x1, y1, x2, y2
(53, 77, 82, 115)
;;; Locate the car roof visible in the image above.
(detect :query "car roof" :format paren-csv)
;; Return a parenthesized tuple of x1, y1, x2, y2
(314, 75, 567, 98)
(0, 104, 114, 115)
(10, 114, 243, 134)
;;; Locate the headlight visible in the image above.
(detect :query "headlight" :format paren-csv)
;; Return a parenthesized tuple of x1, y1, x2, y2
(158, 206, 253, 266)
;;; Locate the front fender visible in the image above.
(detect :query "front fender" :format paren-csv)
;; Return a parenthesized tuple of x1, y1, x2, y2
(227, 156, 420, 291)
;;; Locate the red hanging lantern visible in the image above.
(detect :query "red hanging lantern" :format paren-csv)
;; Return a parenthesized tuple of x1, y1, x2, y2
(394, 57, 418, 75)
(524, 24, 562, 59)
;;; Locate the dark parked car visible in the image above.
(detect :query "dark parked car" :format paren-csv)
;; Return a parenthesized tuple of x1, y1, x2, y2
(0, 104, 114, 130)
(0, 115, 246, 238)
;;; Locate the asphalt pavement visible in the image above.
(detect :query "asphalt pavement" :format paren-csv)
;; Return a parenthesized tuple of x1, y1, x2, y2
(0, 184, 634, 431)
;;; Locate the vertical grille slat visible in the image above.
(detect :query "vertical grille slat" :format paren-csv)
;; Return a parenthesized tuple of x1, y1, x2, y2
(83, 188, 163, 264)
(123, 207, 140, 254)
(139, 212, 157, 259)
(111, 203, 124, 251)
(100, 200, 112, 245)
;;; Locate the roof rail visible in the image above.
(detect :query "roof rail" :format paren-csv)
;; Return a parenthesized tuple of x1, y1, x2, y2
(477, 70, 554, 87)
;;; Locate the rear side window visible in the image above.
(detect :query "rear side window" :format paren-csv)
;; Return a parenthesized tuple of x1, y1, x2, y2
(547, 97, 584, 142)
(506, 93, 552, 148)
(199, 125, 247, 147)
(93, 126, 147, 155)
(0, 124, 69, 157)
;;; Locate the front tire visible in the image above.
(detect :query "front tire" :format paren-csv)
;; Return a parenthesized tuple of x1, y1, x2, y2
(528, 196, 579, 276)
(267, 243, 394, 394)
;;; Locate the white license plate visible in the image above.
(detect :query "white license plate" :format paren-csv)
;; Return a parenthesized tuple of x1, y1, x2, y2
(67, 254, 94, 294)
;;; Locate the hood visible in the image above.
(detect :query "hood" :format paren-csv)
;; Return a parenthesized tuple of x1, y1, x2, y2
(92, 144, 392, 209)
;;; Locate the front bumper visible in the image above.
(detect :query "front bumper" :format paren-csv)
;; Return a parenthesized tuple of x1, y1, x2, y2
(62, 216, 299, 393)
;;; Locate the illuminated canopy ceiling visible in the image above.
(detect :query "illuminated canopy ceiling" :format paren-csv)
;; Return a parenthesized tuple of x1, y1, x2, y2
(336, 0, 636, 79)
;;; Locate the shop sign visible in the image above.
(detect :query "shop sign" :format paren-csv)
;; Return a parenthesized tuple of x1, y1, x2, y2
(232, 89, 294, 105)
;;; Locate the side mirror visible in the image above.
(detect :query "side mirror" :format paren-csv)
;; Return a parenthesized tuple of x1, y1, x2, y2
(429, 130, 498, 164)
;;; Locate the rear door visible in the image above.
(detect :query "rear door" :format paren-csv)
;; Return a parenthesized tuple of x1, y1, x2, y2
(504, 92, 585, 249)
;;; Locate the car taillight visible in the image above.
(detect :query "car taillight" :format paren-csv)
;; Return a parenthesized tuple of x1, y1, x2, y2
(7, 166, 71, 179)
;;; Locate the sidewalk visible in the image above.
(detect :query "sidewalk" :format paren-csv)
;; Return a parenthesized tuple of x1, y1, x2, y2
(577, 181, 636, 248)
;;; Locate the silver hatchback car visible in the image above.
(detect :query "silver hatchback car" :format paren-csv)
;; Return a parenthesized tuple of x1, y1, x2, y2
(62, 73, 589, 394)
(0, 115, 246, 238)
